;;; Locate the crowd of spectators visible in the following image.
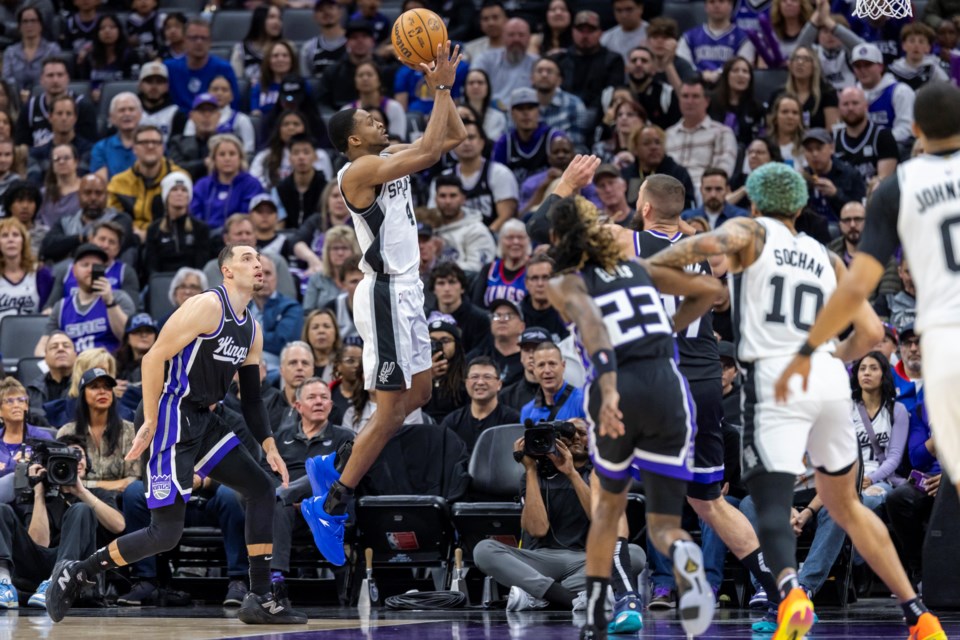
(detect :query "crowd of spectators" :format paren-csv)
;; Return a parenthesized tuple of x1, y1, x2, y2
(0, 0, 950, 615)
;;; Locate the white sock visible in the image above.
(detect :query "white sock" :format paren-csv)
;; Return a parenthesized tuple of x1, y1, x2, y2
(0, 561, 11, 583)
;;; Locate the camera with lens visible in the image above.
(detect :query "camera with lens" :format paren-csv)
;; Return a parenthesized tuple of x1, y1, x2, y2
(13, 439, 82, 503)
(516, 419, 577, 459)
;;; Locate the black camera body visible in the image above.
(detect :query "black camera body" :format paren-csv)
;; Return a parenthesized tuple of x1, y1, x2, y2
(13, 439, 82, 502)
(519, 419, 577, 458)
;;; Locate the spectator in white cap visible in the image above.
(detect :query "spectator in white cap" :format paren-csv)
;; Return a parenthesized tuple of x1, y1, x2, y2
(137, 60, 187, 144)
(492, 87, 563, 184)
(851, 42, 916, 149)
(144, 171, 210, 274)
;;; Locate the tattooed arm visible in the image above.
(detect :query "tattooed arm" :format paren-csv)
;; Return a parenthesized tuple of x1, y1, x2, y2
(647, 217, 766, 273)
(546, 273, 624, 437)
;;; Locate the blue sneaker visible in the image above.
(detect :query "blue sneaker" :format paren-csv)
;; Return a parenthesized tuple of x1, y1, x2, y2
(0, 580, 17, 608)
(300, 495, 347, 566)
(751, 605, 819, 634)
(27, 580, 49, 608)
(306, 453, 340, 498)
(607, 594, 643, 634)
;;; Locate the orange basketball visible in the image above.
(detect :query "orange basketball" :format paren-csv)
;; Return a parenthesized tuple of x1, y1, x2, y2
(392, 8, 448, 67)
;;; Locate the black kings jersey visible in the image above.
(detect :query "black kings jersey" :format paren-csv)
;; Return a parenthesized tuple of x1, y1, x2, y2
(162, 286, 256, 407)
(573, 260, 676, 383)
(635, 230, 721, 381)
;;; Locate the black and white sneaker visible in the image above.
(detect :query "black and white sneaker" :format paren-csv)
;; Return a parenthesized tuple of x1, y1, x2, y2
(237, 591, 308, 624)
(223, 579, 248, 607)
(45, 560, 89, 623)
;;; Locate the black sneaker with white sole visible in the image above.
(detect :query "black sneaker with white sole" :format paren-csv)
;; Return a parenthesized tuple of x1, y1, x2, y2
(223, 579, 248, 607)
(45, 560, 89, 623)
(237, 591, 308, 624)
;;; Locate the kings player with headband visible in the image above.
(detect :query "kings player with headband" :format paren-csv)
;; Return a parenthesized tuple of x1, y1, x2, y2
(651, 163, 945, 640)
(779, 79, 960, 557)
(297, 41, 467, 565)
(43, 244, 306, 625)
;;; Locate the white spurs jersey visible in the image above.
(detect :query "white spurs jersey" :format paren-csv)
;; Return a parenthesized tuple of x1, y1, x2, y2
(337, 154, 419, 278)
(896, 152, 960, 333)
(730, 217, 837, 363)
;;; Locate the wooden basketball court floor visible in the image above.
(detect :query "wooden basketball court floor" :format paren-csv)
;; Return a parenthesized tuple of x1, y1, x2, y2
(3, 601, 959, 640)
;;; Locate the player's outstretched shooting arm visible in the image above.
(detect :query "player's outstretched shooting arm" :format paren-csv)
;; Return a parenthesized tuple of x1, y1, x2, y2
(340, 41, 466, 196)
(546, 274, 624, 438)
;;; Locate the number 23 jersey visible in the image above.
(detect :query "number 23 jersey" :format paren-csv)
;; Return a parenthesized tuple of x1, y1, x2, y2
(730, 217, 836, 363)
(575, 260, 676, 381)
(338, 154, 419, 278)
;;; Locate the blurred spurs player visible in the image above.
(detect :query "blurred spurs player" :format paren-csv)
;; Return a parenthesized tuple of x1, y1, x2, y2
(651, 163, 945, 640)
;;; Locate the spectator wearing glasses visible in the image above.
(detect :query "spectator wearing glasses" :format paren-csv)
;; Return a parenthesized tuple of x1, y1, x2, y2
(553, 11, 625, 113)
(442, 357, 519, 453)
(874, 255, 916, 335)
(107, 124, 183, 241)
(828, 201, 900, 301)
(144, 172, 210, 274)
(0, 378, 54, 495)
(466, 299, 526, 387)
(158, 267, 207, 328)
(164, 17, 240, 113)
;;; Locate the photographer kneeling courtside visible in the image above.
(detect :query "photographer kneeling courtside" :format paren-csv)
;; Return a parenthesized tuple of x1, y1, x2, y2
(0, 414, 124, 608)
(473, 419, 645, 611)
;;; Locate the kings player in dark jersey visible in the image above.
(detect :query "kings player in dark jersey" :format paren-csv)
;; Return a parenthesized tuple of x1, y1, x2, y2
(44, 244, 307, 626)
(607, 176, 784, 612)
(544, 190, 724, 640)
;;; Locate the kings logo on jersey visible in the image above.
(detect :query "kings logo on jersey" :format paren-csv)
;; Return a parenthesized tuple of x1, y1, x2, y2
(212, 336, 249, 366)
(152, 474, 172, 500)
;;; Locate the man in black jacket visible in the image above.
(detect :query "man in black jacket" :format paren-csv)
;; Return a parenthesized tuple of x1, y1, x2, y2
(318, 21, 376, 110)
(429, 262, 491, 354)
(552, 11, 625, 111)
(500, 327, 551, 412)
(801, 128, 866, 223)
(442, 357, 519, 453)
(26, 331, 76, 427)
(15, 57, 98, 148)
(41, 175, 135, 264)
(626, 46, 681, 129)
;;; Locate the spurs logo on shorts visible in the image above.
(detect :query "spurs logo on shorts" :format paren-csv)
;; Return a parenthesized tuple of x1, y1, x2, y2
(378, 362, 396, 385)
(151, 474, 172, 500)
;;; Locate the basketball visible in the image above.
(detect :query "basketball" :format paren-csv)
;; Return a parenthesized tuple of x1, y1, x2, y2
(391, 8, 448, 67)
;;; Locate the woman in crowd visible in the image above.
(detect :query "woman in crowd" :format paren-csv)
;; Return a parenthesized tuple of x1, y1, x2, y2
(709, 57, 765, 148)
(769, 0, 814, 61)
(159, 12, 187, 59)
(207, 75, 256, 157)
(38, 144, 82, 228)
(230, 4, 283, 85)
(0, 81, 21, 123)
(592, 97, 647, 166)
(728, 137, 784, 208)
(2, 181, 46, 257)
(0, 217, 52, 319)
(77, 15, 142, 101)
(251, 110, 332, 190)
(161, 267, 207, 326)
(302, 224, 361, 311)
(345, 61, 406, 141)
(766, 93, 806, 167)
(250, 40, 302, 118)
(3, 7, 61, 100)
(471, 219, 531, 307)
(191, 134, 263, 229)
(329, 338, 363, 425)
(115, 313, 158, 384)
(291, 179, 353, 264)
(850, 351, 908, 509)
(781, 45, 839, 129)
(458, 69, 507, 142)
(530, 0, 573, 57)
(57, 367, 138, 492)
(0, 377, 54, 503)
(302, 308, 341, 382)
(424, 319, 468, 422)
(144, 172, 210, 274)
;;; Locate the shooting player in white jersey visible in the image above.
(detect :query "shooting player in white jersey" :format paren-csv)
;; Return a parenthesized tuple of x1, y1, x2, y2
(778, 82, 960, 509)
(297, 42, 467, 566)
(650, 163, 945, 640)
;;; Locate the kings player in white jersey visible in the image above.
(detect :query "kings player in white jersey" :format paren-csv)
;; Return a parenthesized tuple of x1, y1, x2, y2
(297, 42, 467, 565)
(651, 163, 946, 640)
(780, 81, 960, 502)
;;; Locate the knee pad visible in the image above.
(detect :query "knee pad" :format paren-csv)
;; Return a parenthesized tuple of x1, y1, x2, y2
(149, 520, 185, 553)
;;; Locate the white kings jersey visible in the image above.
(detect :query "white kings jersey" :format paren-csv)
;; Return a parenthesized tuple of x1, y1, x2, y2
(896, 153, 960, 333)
(730, 217, 837, 363)
(337, 154, 419, 278)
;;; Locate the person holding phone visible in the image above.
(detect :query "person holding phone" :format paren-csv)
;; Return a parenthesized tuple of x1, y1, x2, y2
(35, 244, 135, 356)
(424, 318, 468, 422)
